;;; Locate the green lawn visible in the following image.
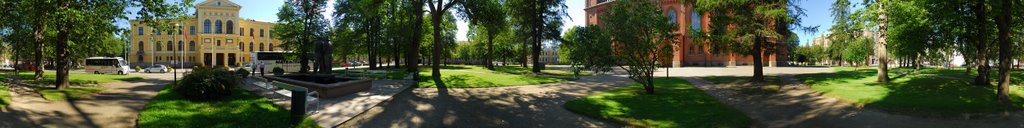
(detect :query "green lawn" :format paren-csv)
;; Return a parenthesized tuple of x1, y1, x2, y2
(703, 76, 782, 95)
(33, 86, 106, 101)
(910, 67, 1024, 84)
(564, 78, 751, 128)
(0, 85, 9, 107)
(16, 72, 143, 85)
(798, 67, 1024, 117)
(417, 65, 571, 88)
(138, 87, 319, 128)
(333, 69, 410, 79)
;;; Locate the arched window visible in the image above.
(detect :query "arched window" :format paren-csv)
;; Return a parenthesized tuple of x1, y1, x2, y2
(155, 42, 162, 51)
(203, 20, 211, 33)
(249, 42, 254, 51)
(137, 27, 144, 35)
(240, 27, 244, 36)
(178, 41, 184, 51)
(215, 20, 223, 34)
(138, 41, 144, 51)
(259, 43, 264, 51)
(240, 43, 244, 51)
(189, 41, 196, 51)
(691, 12, 701, 30)
(166, 41, 173, 51)
(226, 21, 234, 34)
(667, 9, 678, 26)
(269, 43, 274, 51)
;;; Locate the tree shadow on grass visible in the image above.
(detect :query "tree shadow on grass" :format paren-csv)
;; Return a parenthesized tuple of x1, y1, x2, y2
(138, 87, 315, 128)
(869, 76, 1024, 118)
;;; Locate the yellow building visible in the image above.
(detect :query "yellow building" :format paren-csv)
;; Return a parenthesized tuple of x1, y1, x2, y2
(129, 0, 279, 67)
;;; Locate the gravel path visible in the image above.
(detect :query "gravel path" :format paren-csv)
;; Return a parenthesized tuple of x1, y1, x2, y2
(338, 74, 634, 128)
(684, 75, 1024, 128)
(0, 72, 172, 128)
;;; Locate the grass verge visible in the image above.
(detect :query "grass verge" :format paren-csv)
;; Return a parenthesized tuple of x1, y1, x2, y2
(564, 77, 750, 127)
(417, 65, 571, 88)
(0, 85, 9, 107)
(17, 72, 143, 85)
(138, 87, 319, 128)
(798, 67, 1024, 117)
(33, 86, 106, 101)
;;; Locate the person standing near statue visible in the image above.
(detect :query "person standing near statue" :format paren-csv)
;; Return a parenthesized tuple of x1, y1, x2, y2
(259, 61, 265, 76)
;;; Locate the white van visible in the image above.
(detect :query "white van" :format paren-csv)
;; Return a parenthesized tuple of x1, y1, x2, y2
(85, 57, 131, 75)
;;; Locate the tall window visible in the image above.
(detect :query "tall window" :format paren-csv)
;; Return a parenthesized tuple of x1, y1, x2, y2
(239, 43, 244, 51)
(138, 41, 144, 51)
(156, 29, 161, 35)
(215, 20, 223, 34)
(259, 43, 264, 51)
(269, 43, 274, 51)
(189, 26, 196, 34)
(189, 41, 196, 51)
(259, 29, 264, 37)
(155, 42, 162, 51)
(249, 42, 254, 51)
(249, 28, 254, 36)
(203, 20, 211, 33)
(178, 41, 183, 51)
(137, 27, 144, 35)
(239, 27, 244, 36)
(226, 21, 234, 34)
(217, 40, 221, 46)
(178, 26, 183, 35)
(166, 41, 173, 51)
(667, 9, 678, 27)
(691, 12, 701, 30)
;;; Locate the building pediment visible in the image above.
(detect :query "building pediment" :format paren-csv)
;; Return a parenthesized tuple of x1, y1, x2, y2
(197, 0, 241, 9)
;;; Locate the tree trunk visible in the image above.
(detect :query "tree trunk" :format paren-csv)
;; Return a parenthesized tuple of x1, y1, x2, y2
(406, 0, 424, 81)
(55, 23, 72, 89)
(33, 23, 45, 80)
(531, 21, 542, 73)
(486, 33, 495, 70)
(995, 0, 1012, 104)
(429, 3, 447, 91)
(974, 0, 991, 86)
(751, 36, 764, 82)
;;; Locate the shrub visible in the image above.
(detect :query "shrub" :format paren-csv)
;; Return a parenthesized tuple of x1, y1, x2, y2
(272, 67, 285, 76)
(165, 66, 174, 72)
(173, 67, 239, 100)
(236, 68, 249, 77)
(135, 66, 143, 72)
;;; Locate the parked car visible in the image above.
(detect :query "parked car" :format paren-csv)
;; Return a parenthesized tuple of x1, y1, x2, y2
(144, 64, 168, 73)
(236, 64, 254, 72)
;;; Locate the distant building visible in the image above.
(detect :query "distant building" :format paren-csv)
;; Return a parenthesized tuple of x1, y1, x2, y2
(129, 0, 280, 67)
(585, 0, 788, 67)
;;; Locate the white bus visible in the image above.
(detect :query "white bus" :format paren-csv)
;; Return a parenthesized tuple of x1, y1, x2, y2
(85, 57, 131, 75)
(250, 51, 313, 73)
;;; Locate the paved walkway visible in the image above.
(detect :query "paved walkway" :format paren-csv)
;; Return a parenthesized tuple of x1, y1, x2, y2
(337, 74, 634, 128)
(0, 73, 172, 128)
(239, 78, 413, 127)
(683, 75, 1024, 128)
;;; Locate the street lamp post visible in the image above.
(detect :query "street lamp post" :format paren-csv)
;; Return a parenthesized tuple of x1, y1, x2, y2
(174, 23, 180, 85)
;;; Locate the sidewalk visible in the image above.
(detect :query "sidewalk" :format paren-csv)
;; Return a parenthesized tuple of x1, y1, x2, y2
(683, 75, 1024, 128)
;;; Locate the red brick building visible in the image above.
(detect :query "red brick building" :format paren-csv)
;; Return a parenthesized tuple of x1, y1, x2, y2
(584, 0, 788, 67)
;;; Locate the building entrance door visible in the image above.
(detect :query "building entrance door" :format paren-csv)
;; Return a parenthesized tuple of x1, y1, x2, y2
(204, 53, 213, 67)
(228, 53, 236, 66)
(216, 53, 225, 66)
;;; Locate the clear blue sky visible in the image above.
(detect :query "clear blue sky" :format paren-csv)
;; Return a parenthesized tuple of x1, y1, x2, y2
(120, 0, 846, 46)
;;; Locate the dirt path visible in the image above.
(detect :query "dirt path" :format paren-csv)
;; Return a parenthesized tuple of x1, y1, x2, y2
(338, 74, 633, 128)
(684, 75, 1024, 128)
(0, 73, 171, 128)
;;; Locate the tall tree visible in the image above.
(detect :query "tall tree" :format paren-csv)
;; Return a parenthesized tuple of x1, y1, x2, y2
(507, 0, 566, 73)
(16, 0, 194, 88)
(335, 0, 385, 70)
(461, 0, 506, 70)
(866, 0, 890, 82)
(972, 0, 992, 86)
(276, 1, 312, 72)
(426, 0, 460, 91)
(994, 0, 1013, 104)
(405, 0, 425, 81)
(560, 26, 614, 78)
(697, 0, 813, 82)
(602, 0, 676, 94)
